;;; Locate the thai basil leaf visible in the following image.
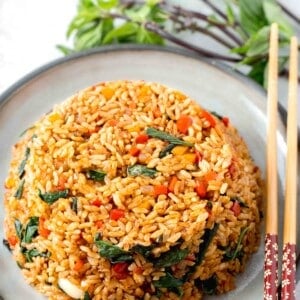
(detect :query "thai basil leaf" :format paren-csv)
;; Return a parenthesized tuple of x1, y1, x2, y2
(262, 0, 293, 37)
(23, 217, 39, 243)
(195, 223, 219, 265)
(98, 0, 118, 10)
(83, 291, 92, 300)
(14, 219, 23, 240)
(184, 223, 219, 280)
(86, 170, 106, 181)
(239, 0, 268, 35)
(95, 238, 133, 263)
(146, 127, 193, 147)
(131, 244, 155, 259)
(224, 226, 249, 261)
(38, 189, 69, 204)
(18, 147, 30, 178)
(154, 247, 188, 268)
(103, 22, 139, 44)
(23, 248, 51, 262)
(153, 272, 183, 296)
(196, 274, 218, 295)
(127, 164, 157, 178)
(210, 111, 223, 120)
(158, 143, 176, 158)
(14, 179, 25, 199)
(71, 197, 78, 213)
(2, 239, 12, 252)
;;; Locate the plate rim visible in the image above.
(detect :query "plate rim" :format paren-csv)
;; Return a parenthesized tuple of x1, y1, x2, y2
(0, 44, 268, 107)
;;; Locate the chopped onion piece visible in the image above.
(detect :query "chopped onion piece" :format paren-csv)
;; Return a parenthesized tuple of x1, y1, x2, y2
(58, 278, 84, 299)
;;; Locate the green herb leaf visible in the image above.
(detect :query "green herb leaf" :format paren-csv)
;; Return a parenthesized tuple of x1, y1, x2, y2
(22, 248, 51, 263)
(98, 0, 118, 10)
(38, 189, 69, 204)
(14, 219, 23, 240)
(95, 237, 133, 263)
(23, 217, 39, 243)
(226, 4, 235, 26)
(18, 147, 30, 178)
(131, 244, 155, 259)
(195, 223, 219, 265)
(71, 197, 78, 213)
(155, 247, 188, 268)
(184, 223, 219, 280)
(196, 274, 218, 295)
(262, 0, 293, 37)
(146, 127, 193, 147)
(14, 179, 25, 199)
(153, 272, 183, 296)
(84, 291, 92, 300)
(239, 0, 268, 35)
(127, 164, 157, 178)
(103, 22, 139, 44)
(210, 111, 223, 120)
(224, 226, 249, 261)
(86, 170, 106, 181)
(158, 143, 177, 158)
(56, 45, 75, 55)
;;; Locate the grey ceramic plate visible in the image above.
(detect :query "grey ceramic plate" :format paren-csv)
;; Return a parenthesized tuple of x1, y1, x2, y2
(0, 45, 290, 299)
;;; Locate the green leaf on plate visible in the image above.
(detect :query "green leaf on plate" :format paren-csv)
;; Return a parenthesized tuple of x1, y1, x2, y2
(239, 0, 268, 35)
(103, 22, 139, 44)
(97, 0, 119, 10)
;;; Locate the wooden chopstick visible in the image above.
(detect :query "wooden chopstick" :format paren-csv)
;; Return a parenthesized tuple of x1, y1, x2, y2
(281, 36, 298, 300)
(264, 23, 279, 300)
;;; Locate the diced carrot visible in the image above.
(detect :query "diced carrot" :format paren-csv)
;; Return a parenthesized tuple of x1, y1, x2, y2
(95, 220, 103, 228)
(57, 175, 67, 190)
(176, 115, 193, 134)
(204, 171, 217, 182)
(195, 180, 208, 198)
(38, 217, 51, 238)
(107, 119, 118, 127)
(201, 110, 216, 128)
(73, 259, 84, 272)
(91, 199, 102, 207)
(135, 134, 149, 144)
(183, 153, 196, 164)
(134, 266, 144, 275)
(7, 235, 18, 247)
(231, 201, 241, 217)
(127, 125, 140, 132)
(102, 87, 115, 100)
(195, 150, 203, 163)
(48, 112, 61, 123)
(228, 162, 236, 178)
(222, 117, 229, 127)
(139, 86, 150, 97)
(185, 253, 196, 261)
(153, 107, 162, 118)
(174, 91, 186, 101)
(168, 176, 178, 193)
(112, 262, 129, 279)
(154, 185, 168, 197)
(5, 177, 15, 189)
(129, 146, 140, 157)
(172, 146, 188, 155)
(110, 209, 125, 221)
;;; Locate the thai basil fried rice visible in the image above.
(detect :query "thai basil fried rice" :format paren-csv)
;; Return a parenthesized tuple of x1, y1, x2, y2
(3, 81, 263, 299)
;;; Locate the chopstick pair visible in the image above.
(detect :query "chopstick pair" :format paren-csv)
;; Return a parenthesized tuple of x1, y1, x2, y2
(264, 23, 298, 300)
